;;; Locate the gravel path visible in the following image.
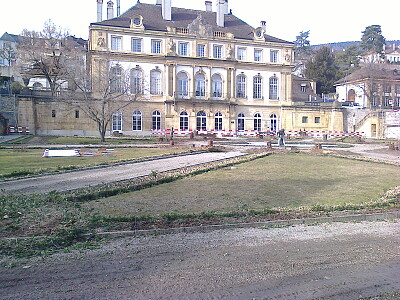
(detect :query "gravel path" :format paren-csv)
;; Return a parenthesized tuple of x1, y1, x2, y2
(1, 221, 399, 299)
(343, 143, 400, 164)
(0, 151, 244, 195)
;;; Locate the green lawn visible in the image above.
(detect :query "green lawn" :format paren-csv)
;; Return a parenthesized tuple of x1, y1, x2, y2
(85, 154, 400, 217)
(0, 147, 189, 177)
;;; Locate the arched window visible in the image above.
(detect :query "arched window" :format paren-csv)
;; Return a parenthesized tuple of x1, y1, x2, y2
(177, 72, 189, 97)
(152, 110, 161, 130)
(196, 111, 207, 131)
(180, 111, 189, 131)
(150, 69, 161, 95)
(130, 68, 143, 94)
(253, 75, 263, 99)
(269, 76, 278, 100)
(212, 74, 223, 98)
(254, 113, 262, 131)
(112, 112, 123, 132)
(132, 110, 142, 131)
(237, 113, 245, 131)
(110, 66, 123, 93)
(270, 114, 277, 132)
(195, 73, 206, 97)
(347, 89, 356, 102)
(32, 82, 43, 90)
(236, 74, 246, 98)
(214, 112, 223, 131)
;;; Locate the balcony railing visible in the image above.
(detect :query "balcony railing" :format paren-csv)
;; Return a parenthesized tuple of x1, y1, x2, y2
(174, 91, 228, 101)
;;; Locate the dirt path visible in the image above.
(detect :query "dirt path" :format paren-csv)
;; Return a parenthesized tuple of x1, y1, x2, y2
(345, 143, 400, 164)
(1, 221, 399, 299)
(0, 151, 244, 195)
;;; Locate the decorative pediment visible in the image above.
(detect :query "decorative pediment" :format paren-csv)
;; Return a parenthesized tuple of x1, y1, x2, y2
(253, 27, 266, 42)
(188, 14, 213, 38)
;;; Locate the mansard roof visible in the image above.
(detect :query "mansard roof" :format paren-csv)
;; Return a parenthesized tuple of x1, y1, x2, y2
(335, 64, 400, 85)
(91, 3, 291, 44)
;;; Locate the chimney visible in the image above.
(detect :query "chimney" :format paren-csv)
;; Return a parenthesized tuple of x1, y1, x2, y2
(223, 0, 229, 15)
(162, 0, 172, 21)
(107, 0, 114, 19)
(205, 1, 212, 12)
(116, 0, 121, 16)
(261, 21, 266, 32)
(97, 0, 103, 22)
(216, 0, 225, 27)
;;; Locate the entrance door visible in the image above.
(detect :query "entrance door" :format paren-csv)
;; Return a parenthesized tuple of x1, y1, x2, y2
(371, 124, 377, 138)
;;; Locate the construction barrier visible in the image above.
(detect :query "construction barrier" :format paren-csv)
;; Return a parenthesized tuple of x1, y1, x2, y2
(151, 129, 365, 138)
(6, 126, 30, 134)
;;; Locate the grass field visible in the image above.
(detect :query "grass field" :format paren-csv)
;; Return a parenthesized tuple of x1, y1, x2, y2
(85, 153, 400, 217)
(0, 147, 189, 178)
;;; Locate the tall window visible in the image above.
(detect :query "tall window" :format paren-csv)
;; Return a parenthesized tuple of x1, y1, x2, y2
(132, 110, 142, 131)
(254, 49, 262, 62)
(177, 72, 189, 97)
(178, 42, 189, 56)
(130, 68, 142, 94)
(110, 66, 123, 93)
(236, 74, 246, 98)
(215, 112, 223, 131)
(197, 44, 206, 57)
(180, 111, 189, 131)
(212, 74, 223, 98)
(237, 47, 246, 60)
(151, 40, 162, 54)
(195, 73, 206, 97)
(131, 38, 142, 52)
(213, 45, 222, 59)
(253, 75, 263, 99)
(112, 112, 123, 131)
(196, 111, 207, 131)
(254, 113, 262, 131)
(269, 76, 278, 100)
(111, 36, 122, 51)
(237, 113, 245, 131)
(270, 114, 277, 132)
(152, 111, 161, 130)
(270, 50, 278, 63)
(150, 69, 161, 95)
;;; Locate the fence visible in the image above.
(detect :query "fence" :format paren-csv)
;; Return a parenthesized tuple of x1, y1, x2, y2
(6, 126, 30, 134)
(151, 129, 365, 138)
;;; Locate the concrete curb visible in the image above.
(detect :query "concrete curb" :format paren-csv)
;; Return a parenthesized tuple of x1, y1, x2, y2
(88, 211, 400, 239)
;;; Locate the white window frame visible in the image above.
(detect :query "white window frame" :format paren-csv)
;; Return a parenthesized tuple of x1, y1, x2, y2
(270, 49, 279, 63)
(254, 113, 262, 131)
(236, 74, 246, 98)
(197, 44, 206, 57)
(112, 112, 123, 132)
(215, 112, 223, 131)
(237, 47, 246, 60)
(151, 40, 162, 54)
(180, 111, 189, 131)
(213, 45, 223, 59)
(237, 113, 245, 131)
(178, 42, 189, 56)
(152, 111, 161, 130)
(131, 38, 142, 52)
(254, 49, 263, 62)
(150, 69, 162, 95)
(111, 36, 122, 51)
(132, 110, 142, 131)
(253, 76, 263, 99)
(269, 76, 278, 100)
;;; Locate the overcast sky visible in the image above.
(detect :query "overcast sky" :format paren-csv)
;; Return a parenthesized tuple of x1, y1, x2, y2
(1, 0, 398, 45)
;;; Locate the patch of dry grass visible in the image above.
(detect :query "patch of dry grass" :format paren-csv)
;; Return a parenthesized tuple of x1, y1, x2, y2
(84, 153, 400, 217)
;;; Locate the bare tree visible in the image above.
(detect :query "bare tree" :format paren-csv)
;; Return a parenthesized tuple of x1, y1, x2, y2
(64, 55, 143, 142)
(16, 20, 77, 95)
(0, 43, 16, 68)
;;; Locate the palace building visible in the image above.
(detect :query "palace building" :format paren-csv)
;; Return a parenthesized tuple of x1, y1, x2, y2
(15, 0, 344, 137)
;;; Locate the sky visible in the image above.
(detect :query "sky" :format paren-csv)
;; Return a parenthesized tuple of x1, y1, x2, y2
(1, 0, 398, 45)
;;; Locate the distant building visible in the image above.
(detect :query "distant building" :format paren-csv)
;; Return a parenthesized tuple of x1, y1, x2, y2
(0, 32, 19, 87)
(335, 64, 400, 138)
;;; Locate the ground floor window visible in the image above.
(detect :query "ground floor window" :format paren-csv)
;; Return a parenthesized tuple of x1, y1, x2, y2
(132, 110, 142, 131)
(270, 114, 277, 132)
(112, 112, 123, 131)
(180, 111, 189, 131)
(237, 113, 245, 131)
(215, 112, 223, 131)
(152, 111, 161, 130)
(254, 113, 262, 131)
(196, 111, 207, 131)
